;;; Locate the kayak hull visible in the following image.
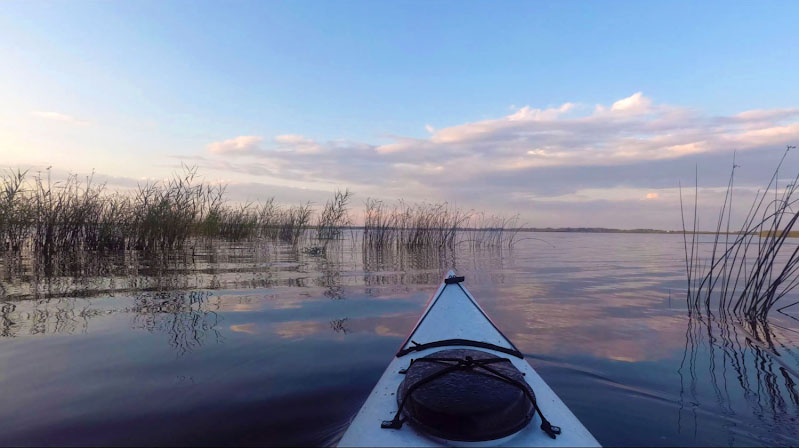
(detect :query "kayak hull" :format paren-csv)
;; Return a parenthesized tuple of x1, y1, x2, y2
(338, 271, 600, 447)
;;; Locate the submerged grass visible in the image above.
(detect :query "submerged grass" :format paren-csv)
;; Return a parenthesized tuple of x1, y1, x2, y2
(682, 145, 799, 321)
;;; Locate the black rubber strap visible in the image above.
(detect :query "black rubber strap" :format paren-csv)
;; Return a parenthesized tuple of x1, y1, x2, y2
(396, 338, 524, 359)
(477, 362, 561, 438)
(381, 360, 464, 429)
(382, 355, 561, 439)
(383, 357, 504, 430)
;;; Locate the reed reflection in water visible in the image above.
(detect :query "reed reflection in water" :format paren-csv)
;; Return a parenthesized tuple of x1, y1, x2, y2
(0, 291, 223, 356)
(678, 312, 799, 444)
(0, 233, 798, 446)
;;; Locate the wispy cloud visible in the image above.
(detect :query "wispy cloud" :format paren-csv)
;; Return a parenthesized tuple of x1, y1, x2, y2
(31, 110, 89, 125)
(207, 134, 326, 156)
(609, 91, 651, 113)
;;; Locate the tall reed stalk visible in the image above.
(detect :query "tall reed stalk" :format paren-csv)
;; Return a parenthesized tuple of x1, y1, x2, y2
(0, 170, 31, 251)
(682, 145, 799, 321)
(316, 189, 352, 240)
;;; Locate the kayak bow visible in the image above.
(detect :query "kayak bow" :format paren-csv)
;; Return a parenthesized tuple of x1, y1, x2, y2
(339, 271, 599, 447)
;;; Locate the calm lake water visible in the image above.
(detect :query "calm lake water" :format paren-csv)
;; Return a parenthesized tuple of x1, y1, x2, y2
(1, 232, 798, 446)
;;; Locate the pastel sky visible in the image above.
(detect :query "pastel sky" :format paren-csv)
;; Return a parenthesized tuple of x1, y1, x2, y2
(1, 1, 798, 229)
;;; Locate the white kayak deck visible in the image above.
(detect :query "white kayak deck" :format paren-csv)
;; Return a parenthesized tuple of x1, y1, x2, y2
(339, 271, 600, 447)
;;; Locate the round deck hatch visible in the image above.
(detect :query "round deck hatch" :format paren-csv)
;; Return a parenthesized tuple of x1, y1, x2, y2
(396, 348, 535, 442)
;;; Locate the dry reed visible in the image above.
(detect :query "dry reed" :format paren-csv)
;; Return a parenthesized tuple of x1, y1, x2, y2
(682, 145, 799, 321)
(362, 198, 520, 250)
(1, 166, 525, 256)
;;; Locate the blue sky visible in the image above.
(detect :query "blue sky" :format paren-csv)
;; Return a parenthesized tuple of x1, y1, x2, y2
(1, 1, 798, 228)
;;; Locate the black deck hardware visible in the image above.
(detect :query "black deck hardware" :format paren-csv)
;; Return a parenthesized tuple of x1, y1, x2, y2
(382, 349, 561, 440)
(395, 278, 524, 359)
(396, 338, 524, 359)
(381, 418, 405, 429)
(444, 276, 465, 284)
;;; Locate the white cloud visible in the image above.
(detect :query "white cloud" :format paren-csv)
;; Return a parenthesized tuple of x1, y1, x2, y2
(274, 134, 313, 145)
(732, 108, 799, 122)
(425, 124, 435, 134)
(200, 93, 799, 227)
(208, 134, 327, 156)
(31, 110, 88, 125)
(274, 134, 323, 154)
(207, 136, 263, 154)
(509, 102, 575, 121)
(610, 92, 652, 114)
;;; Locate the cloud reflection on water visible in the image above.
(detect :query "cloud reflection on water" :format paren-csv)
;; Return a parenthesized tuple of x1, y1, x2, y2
(1, 234, 798, 445)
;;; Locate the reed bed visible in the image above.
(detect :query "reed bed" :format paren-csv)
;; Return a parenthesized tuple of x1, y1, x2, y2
(277, 203, 313, 245)
(362, 198, 521, 250)
(0, 169, 31, 252)
(1, 166, 525, 257)
(0, 167, 318, 253)
(461, 212, 523, 249)
(682, 145, 799, 321)
(316, 189, 352, 240)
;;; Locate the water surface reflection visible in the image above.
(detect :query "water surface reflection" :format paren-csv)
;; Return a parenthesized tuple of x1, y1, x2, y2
(0, 233, 798, 446)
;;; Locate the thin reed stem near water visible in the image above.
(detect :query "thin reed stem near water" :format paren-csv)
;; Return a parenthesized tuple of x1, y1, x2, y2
(682, 145, 799, 322)
(317, 189, 352, 241)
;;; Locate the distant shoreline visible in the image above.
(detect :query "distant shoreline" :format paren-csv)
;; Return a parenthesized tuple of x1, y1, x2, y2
(515, 228, 799, 236)
(345, 226, 726, 235)
(517, 227, 699, 234)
